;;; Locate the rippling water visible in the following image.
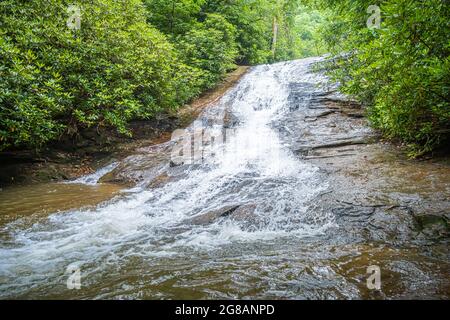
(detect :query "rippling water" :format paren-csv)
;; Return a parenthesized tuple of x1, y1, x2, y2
(0, 58, 448, 299)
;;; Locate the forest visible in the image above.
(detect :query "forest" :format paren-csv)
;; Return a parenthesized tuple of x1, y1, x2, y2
(0, 0, 448, 156)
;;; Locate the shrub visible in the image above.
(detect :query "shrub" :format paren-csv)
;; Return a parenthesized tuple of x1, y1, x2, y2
(0, 0, 183, 150)
(316, 0, 450, 155)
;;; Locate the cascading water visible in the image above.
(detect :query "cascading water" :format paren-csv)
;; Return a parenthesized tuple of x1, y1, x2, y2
(0, 58, 331, 298)
(66, 162, 119, 186)
(1, 57, 448, 299)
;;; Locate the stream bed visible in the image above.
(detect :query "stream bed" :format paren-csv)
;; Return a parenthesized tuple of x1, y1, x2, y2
(0, 58, 449, 299)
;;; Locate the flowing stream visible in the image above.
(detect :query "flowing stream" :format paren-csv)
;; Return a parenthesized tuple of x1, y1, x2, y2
(0, 58, 448, 299)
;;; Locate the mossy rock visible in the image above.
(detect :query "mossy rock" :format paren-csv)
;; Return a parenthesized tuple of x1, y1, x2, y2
(415, 214, 449, 239)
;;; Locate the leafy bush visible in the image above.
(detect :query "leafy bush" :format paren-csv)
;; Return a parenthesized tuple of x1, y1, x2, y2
(143, 0, 205, 36)
(314, 0, 450, 155)
(176, 14, 238, 89)
(0, 0, 185, 150)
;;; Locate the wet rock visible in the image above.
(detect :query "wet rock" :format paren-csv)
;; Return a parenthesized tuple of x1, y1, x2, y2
(368, 206, 416, 242)
(182, 204, 260, 228)
(187, 205, 241, 226)
(147, 172, 171, 189)
(343, 111, 365, 118)
(332, 205, 375, 222)
(98, 168, 132, 185)
(169, 159, 183, 168)
(223, 110, 240, 129)
(314, 110, 336, 118)
(230, 204, 258, 222)
(331, 204, 419, 243)
(295, 138, 371, 154)
(415, 214, 449, 239)
(304, 153, 356, 160)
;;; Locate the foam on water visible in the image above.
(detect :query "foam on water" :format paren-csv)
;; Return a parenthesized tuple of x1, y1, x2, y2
(0, 58, 334, 297)
(66, 162, 119, 185)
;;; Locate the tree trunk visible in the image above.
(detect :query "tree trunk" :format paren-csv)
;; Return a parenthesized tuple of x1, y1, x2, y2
(272, 16, 278, 59)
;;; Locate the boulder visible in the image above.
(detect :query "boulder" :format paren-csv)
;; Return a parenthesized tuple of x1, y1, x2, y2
(187, 205, 241, 226)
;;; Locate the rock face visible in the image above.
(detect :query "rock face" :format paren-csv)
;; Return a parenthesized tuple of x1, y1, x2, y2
(183, 204, 258, 226)
(281, 78, 450, 249)
(229, 204, 258, 222)
(223, 110, 240, 129)
(415, 214, 450, 239)
(186, 205, 241, 226)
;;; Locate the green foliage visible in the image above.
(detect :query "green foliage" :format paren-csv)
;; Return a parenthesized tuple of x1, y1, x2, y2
(290, 5, 328, 58)
(0, 0, 185, 150)
(143, 0, 205, 36)
(0, 0, 327, 151)
(314, 0, 450, 155)
(176, 14, 238, 88)
(200, 0, 276, 64)
(146, 0, 313, 65)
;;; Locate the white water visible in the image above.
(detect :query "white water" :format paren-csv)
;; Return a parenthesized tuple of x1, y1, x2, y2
(0, 58, 335, 297)
(66, 162, 118, 185)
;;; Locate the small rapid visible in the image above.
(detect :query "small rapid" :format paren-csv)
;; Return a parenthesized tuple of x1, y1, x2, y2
(2, 57, 447, 299)
(0, 58, 333, 297)
(66, 162, 119, 186)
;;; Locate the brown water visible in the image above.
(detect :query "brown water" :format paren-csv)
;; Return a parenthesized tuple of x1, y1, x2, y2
(0, 58, 448, 300)
(0, 183, 122, 227)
